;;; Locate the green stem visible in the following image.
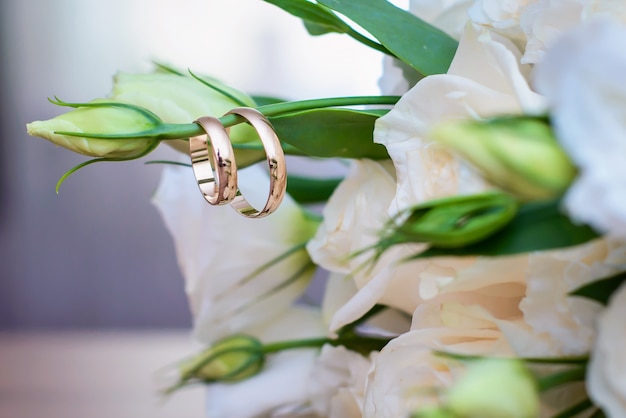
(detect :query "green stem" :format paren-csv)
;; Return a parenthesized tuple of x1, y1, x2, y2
(256, 95, 399, 118)
(158, 95, 400, 139)
(262, 334, 392, 355)
(537, 366, 587, 392)
(262, 337, 331, 354)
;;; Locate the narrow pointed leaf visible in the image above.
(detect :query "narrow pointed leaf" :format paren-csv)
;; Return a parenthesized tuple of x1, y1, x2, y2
(317, 0, 458, 75)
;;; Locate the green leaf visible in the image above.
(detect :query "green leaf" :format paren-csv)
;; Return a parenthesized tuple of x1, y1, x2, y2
(317, 0, 458, 75)
(269, 108, 389, 159)
(414, 199, 599, 258)
(251, 95, 287, 106)
(286, 175, 343, 203)
(262, 0, 351, 35)
(570, 272, 626, 305)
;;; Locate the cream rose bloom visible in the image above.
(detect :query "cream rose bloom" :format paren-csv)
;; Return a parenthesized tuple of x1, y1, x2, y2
(307, 159, 428, 330)
(518, 0, 585, 64)
(587, 282, 626, 417)
(153, 164, 319, 343)
(312, 24, 546, 333)
(307, 157, 529, 333)
(306, 345, 375, 418)
(517, 238, 626, 355)
(364, 321, 509, 418)
(468, 0, 532, 43)
(375, 22, 545, 214)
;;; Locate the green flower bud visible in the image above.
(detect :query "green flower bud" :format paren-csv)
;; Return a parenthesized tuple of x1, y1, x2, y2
(27, 100, 160, 158)
(431, 116, 576, 201)
(446, 359, 540, 418)
(27, 70, 265, 165)
(180, 335, 264, 383)
(382, 192, 518, 250)
(110, 71, 258, 147)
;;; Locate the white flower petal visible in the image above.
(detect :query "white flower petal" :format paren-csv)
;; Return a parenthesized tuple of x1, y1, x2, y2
(588, 282, 626, 417)
(153, 164, 317, 343)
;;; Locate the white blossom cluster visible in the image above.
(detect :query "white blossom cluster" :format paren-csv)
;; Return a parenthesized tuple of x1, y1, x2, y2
(153, 1, 626, 416)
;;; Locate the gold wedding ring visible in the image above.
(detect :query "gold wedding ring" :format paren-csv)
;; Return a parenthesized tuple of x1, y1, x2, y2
(225, 107, 287, 218)
(189, 116, 238, 205)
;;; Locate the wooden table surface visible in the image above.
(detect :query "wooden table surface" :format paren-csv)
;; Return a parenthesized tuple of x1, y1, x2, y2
(0, 331, 206, 418)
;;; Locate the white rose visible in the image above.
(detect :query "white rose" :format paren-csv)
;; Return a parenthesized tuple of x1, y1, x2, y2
(308, 159, 529, 333)
(307, 345, 375, 418)
(153, 164, 319, 343)
(519, 0, 585, 64)
(375, 23, 545, 214)
(587, 282, 626, 417)
(307, 159, 399, 277)
(307, 160, 428, 329)
(364, 324, 508, 418)
(468, 0, 532, 42)
(534, 20, 626, 237)
(519, 238, 626, 355)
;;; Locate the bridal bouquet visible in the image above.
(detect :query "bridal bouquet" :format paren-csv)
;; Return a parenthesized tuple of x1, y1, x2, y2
(26, 0, 626, 417)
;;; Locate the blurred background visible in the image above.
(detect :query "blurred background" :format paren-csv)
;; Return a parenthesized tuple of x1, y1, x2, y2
(0, 0, 390, 330)
(0, 0, 395, 416)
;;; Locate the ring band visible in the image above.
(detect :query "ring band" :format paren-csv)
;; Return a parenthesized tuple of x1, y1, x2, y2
(189, 116, 238, 205)
(224, 107, 287, 218)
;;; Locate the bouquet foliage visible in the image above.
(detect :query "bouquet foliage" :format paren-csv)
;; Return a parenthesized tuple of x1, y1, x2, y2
(27, 1, 626, 417)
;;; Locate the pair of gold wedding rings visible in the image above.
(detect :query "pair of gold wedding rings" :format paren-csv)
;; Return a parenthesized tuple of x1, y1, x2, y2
(189, 107, 286, 218)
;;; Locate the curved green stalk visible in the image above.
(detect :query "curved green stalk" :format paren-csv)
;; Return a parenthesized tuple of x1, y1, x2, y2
(60, 96, 401, 141)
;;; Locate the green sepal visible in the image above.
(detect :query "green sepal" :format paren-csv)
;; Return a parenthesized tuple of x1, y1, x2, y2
(187, 69, 250, 107)
(55, 139, 160, 193)
(570, 271, 626, 305)
(49, 97, 162, 125)
(381, 192, 519, 250)
(413, 198, 599, 259)
(317, 0, 458, 76)
(152, 61, 186, 75)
